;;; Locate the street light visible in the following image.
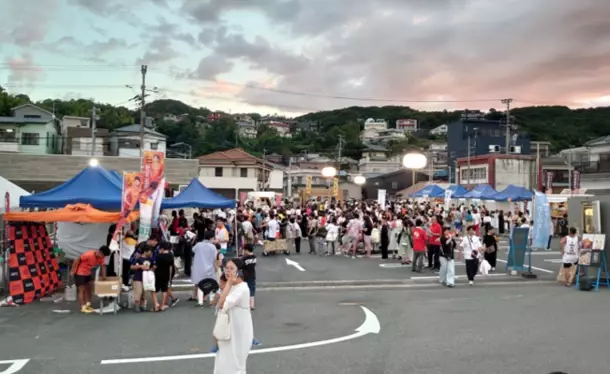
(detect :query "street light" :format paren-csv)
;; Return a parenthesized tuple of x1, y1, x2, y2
(321, 166, 337, 201)
(89, 158, 99, 167)
(353, 175, 366, 185)
(403, 152, 427, 190)
(321, 166, 337, 178)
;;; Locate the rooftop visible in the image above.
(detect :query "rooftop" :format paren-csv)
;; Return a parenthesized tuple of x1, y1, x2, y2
(112, 124, 166, 138)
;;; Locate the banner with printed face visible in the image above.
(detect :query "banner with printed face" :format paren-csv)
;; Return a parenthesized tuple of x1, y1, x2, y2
(111, 172, 142, 243)
(138, 151, 165, 243)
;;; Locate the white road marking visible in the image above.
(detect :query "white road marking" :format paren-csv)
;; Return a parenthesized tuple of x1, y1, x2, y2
(496, 259, 555, 273)
(410, 273, 508, 280)
(286, 258, 306, 271)
(0, 359, 30, 374)
(380, 263, 464, 268)
(100, 306, 380, 365)
(544, 259, 564, 264)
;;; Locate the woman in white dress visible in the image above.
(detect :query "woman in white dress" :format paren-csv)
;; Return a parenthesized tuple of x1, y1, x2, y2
(214, 258, 254, 374)
(389, 215, 403, 259)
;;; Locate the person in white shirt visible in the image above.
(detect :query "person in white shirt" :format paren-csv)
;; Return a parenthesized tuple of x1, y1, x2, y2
(325, 217, 340, 255)
(266, 214, 280, 241)
(241, 216, 255, 245)
(460, 225, 484, 285)
(559, 227, 580, 286)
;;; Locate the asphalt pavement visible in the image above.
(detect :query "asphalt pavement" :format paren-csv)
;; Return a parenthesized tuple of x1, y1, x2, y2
(1, 283, 608, 374)
(168, 236, 563, 288)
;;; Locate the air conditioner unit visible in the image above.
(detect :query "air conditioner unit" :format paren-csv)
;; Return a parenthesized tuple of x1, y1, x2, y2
(510, 146, 522, 154)
(489, 145, 500, 153)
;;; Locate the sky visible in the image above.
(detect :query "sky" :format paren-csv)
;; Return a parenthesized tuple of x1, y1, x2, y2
(1, 0, 610, 116)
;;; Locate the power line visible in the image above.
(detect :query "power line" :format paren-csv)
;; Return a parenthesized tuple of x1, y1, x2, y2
(2, 63, 510, 104)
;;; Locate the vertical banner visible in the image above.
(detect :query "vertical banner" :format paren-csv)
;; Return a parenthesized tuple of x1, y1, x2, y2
(138, 151, 165, 243)
(444, 189, 452, 211)
(332, 177, 339, 198)
(7, 223, 61, 304)
(275, 193, 283, 207)
(305, 176, 312, 195)
(110, 172, 142, 245)
(4, 192, 9, 250)
(532, 191, 551, 249)
(239, 191, 247, 205)
(545, 171, 554, 194)
(572, 170, 581, 191)
(378, 189, 386, 210)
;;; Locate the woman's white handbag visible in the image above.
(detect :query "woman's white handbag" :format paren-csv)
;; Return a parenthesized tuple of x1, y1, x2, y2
(143, 270, 156, 291)
(213, 308, 231, 340)
(479, 259, 491, 276)
(371, 228, 381, 244)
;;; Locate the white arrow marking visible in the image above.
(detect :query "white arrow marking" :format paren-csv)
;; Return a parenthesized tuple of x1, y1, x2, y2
(285, 258, 306, 271)
(0, 359, 30, 374)
(544, 259, 563, 264)
(100, 305, 380, 365)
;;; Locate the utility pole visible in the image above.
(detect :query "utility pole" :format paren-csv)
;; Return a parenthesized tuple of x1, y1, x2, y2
(139, 65, 148, 157)
(535, 142, 540, 191)
(337, 135, 344, 171)
(467, 135, 471, 185)
(428, 152, 433, 182)
(262, 148, 267, 191)
(502, 98, 513, 154)
(287, 157, 292, 197)
(90, 106, 97, 157)
(567, 152, 573, 194)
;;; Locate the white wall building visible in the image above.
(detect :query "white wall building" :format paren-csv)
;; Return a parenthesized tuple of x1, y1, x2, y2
(430, 124, 448, 136)
(360, 118, 388, 142)
(109, 124, 167, 157)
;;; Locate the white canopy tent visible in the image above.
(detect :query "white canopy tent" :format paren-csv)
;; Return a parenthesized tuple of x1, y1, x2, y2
(0, 176, 30, 212)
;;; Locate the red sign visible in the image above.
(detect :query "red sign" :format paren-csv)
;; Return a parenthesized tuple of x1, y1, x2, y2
(545, 171, 554, 194)
(572, 170, 581, 190)
(396, 119, 418, 130)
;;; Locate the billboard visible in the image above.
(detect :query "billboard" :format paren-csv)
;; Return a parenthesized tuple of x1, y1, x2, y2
(396, 119, 418, 131)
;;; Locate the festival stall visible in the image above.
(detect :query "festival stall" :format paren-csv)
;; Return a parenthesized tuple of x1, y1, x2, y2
(446, 184, 468, 199)
(20, 166, 123, 210)
(492, 184, 533, 202)
(2, 204, 138, 305)
(161, 178, 235, 209)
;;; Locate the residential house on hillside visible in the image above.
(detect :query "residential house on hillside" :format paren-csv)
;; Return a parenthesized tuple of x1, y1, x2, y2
(358, 143, 402, 177)
(360, 118, 388, 142)
(60, 115, 108, 156)
(0, 104, 60, 154)
(430, 124, 448, 136)
(198, 148, 284, 198)
(238, 120, 257, 138)
(396, 119, 418, 133)
(295, 120, 320, 133)
(264, 120, 292, 137)
(163, 113, 189, 122)
(109, 123, 167, 157)
(560, 135, 610, 190)
(207, 111, 223, 122)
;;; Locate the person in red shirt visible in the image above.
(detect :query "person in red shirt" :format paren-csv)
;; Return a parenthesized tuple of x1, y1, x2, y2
(428, 216, 443, 271)
(411, 219, 428, 272)
(71, 246, 111, 313)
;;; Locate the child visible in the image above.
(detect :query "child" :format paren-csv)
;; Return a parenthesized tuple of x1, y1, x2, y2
(242, 244, 257, 310)
(210, 274, 261, 353)
(131, 245, 154, 312)
(153, 241, 176, 311)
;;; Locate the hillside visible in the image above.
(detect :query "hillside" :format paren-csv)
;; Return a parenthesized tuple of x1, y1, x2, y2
(2, 86, 610, 160)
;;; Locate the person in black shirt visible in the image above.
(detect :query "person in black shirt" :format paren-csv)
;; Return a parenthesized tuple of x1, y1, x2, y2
(242, 244, 257, 310)
(439, 226, 457, 287)
(154, 241, 179, 311)
(482, 225, 498, 271)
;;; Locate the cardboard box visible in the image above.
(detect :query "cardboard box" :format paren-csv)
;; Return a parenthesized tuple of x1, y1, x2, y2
(94, 277, 122, 296)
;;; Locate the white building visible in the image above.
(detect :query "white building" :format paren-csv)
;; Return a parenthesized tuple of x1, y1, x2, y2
(358, 143, 402, 176)
(559, 136, 610, 191)
(109, 124, 167, 157)
(396, 119, 418, 133)
(266, 121, 292, 138)
(197, 148, 284, 198)
(360, 118, 388, 142)
(238, 121, 257, 138)
(376, 128, 406, 143)
(430, 124, 448, 136)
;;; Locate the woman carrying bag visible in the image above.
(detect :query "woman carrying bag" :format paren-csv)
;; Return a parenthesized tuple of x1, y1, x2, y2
(214, 258, 253, 374)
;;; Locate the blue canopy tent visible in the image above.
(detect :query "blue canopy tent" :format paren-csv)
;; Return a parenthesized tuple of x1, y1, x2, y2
(447, 184, 469, 198)
(161, 178, 236, 209)
(108, 170, 123, 185)
(410, 184, 446, 198)
(463, 183, 498, 199)
(491, 184, 533, 202)
(20, 166, 123, 210)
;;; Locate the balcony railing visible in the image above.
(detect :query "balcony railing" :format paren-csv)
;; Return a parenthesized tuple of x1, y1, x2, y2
(575, 160, 610, 174)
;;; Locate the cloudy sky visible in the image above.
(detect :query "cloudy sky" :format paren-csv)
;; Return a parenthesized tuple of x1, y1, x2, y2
(1, 0, 610, 115)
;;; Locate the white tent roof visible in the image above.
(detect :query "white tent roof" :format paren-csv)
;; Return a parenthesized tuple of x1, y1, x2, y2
(0, 176, 30, 211)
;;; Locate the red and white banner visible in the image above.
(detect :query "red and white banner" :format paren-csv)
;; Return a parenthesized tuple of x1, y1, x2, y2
(572, 170, 581, 191)
(545, 171, 554, 194)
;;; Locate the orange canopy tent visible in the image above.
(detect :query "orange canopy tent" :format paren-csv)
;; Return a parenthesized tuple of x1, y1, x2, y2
(3, 204, 139, 223)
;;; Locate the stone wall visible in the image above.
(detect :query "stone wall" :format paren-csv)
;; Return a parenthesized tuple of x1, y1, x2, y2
(0, 153, 198, 186)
